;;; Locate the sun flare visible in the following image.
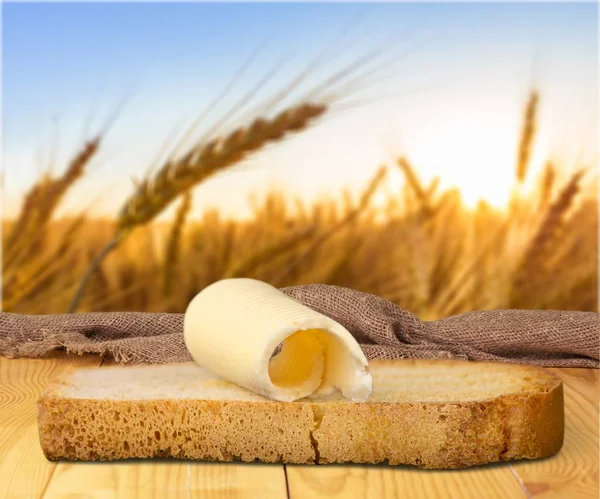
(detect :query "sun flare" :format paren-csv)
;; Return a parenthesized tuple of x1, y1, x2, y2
(405, 112, 549, 210)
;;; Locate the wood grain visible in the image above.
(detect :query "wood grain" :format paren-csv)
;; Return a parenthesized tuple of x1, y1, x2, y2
(0, 353, 102, 499)
(42, 461, 288, 499)
(285, 463, 527, 499)
(1, 356, 597, 499)
(510, 368, 599, 499)
(42, 358, 289, 499)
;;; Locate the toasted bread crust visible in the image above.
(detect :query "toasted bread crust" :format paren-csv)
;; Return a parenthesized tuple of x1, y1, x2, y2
(312, 383, 564, 468)
(36, 360, 564, 469)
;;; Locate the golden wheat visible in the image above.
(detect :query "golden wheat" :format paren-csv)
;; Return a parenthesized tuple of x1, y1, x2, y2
(116, 103, 326, 234)
(539, 160, 556, 208)
(3, 216, 86, 310)
(511, 169, 585, 307)
(515, 91, 538, 183)
(2, 138, 99, 311)
(396, 156, 435, 216)
(4, 180, 597, 315)
(3, 85, 596, 317)
(224, 226, 315, 279)
(4, 138, 99, 269)
(67, 103, 329, 312)
(7, 138, 97, 240)
(271, 165, 387, 286)
(162, 192, 193, 296)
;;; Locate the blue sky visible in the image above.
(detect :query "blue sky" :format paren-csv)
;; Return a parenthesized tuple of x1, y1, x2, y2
(3, 2, 597, 219)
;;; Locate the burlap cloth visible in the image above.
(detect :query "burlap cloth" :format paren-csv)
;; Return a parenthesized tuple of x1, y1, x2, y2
(1, 285, 598, 368)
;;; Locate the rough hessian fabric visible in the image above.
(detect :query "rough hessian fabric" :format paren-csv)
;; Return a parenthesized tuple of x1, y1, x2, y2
(1, 285, 598, 368)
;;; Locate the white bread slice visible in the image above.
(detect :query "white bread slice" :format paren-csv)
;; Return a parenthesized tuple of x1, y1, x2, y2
(36, 359, 564, 469)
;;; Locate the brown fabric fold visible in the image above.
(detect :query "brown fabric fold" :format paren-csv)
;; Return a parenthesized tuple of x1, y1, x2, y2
(1, 284, 598, 368)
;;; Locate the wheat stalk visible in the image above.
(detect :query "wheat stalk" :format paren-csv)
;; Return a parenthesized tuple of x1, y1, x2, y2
(321, 241, 358, 285)
(397, 157, 426, 201)
(538, 160, 556, 209)
(4, 138, 99, 269)
(218, 222, 237, 279)
(117, 103, 325, 233)
(525, 169, 584, 265)
(162, 192, 193, 296)
(298, 239, 356, 286)
(425, 176, 441, 200)
(271, 166, 387, 286)
(534, 199, 597, 309)
(407, 213, 431, 313)
(516, 91, 538, 183)
(432, 222, 508, 317)
(68, 103, 327, 312)
(224, 226, 315, 279)
(396, 157, 435, 217)
(511, 169, 585, 306)
(3, 216, 86, 311)
(9, 138, 98, 237)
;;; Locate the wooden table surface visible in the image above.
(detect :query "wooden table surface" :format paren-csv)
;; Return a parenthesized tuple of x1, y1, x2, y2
(1, 354, 598, 499)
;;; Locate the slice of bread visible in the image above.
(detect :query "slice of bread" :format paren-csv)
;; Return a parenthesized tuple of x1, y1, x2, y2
(37, 359, 564, 469)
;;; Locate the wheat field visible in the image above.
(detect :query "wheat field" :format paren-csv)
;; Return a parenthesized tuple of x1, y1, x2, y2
(2, 90, 597, 317)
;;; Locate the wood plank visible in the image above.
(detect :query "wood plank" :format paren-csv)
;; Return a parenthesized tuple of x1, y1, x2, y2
(286, 463, 526, 498)
(42, 359, 289, 499)
(29, 360, 599, 498)
(0, 353, 102, 499)
(42, 461, 288, 499)
(510, 368, 599, 499)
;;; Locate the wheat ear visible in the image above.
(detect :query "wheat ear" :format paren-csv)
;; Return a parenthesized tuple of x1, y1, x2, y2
(396, 157, 435, 217)
(67, 103, 326, 312)
(5, 138, 98, 261)
(271, 166, 387, 286)
(3, 216, 86, 311)
(511, 169, 585, 306)
(538, 160, 556, 209)
(516, 90, 538, 183)
(116, 103, 325, 233)
(224, 226, 315, 279)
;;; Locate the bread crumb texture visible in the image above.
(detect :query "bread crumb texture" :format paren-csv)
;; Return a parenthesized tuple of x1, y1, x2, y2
(37, 360, 564, 469)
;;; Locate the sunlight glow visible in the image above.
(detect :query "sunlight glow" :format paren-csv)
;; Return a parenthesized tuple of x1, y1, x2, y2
(406, 112, 550, 209)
